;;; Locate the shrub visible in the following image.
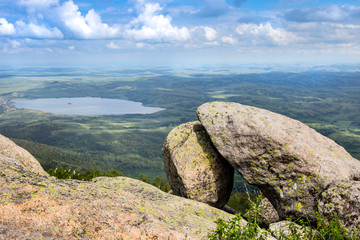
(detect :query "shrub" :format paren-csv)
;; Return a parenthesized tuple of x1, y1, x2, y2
(208, 195, 359, 240)
(227, 192, 257, 215)
(208, 195, 268, 240)
(47, 167, 123, 181)
(138, 174, 171, 192)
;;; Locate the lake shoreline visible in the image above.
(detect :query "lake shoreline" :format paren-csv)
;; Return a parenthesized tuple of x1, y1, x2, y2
(12, 97, 165, 116)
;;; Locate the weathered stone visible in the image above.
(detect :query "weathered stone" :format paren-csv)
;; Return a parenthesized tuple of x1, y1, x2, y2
(259, 197, 280, 226)
(197, 102, 360, 221)
(269, 220, 311, 239)
(0, 134, 48, 176)
(0, 135, 237, 239)
(163, 121, 234, 208)
(318, 180, 360, 232)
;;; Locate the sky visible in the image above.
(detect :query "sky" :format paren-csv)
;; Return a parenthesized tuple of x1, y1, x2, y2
(0, 0, 360, 67)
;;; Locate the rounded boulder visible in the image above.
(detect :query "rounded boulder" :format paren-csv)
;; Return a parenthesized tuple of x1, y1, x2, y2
(163, 121, 234, 208)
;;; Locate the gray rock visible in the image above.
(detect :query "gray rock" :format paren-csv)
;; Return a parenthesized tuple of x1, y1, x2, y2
(197, 102, 360, 220)
(163, 121, 234, 208)
(269, 220, 312, 239)
(318, 180, 360, 232)
(259, 197, 280, 226)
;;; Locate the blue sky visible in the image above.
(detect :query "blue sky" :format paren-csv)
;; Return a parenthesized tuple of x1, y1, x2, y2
(1, 0, 360, 67)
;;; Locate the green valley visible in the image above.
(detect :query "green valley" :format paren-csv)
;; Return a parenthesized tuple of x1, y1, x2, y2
(0, 68, 359, 191)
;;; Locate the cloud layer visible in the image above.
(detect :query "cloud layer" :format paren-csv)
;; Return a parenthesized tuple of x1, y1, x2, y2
(1, 0, 360, 64)
(125, 3, 190, 42)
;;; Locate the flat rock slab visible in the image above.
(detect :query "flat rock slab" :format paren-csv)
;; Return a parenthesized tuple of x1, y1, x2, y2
(0, 134, 236, 240)
(163, 121, 234, 208)
(197, 102, 360, 219)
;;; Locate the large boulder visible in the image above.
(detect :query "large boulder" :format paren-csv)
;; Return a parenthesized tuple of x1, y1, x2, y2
(197, 102, 360, 220)
(163, 121, 234, 208)
(0, 134, 236, 239)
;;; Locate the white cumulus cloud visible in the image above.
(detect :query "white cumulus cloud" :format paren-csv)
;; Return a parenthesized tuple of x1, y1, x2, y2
(15, 20, 63, 38)
(56, 0, 120, 39)
(203, 26, 217, 41)
(0, 18, 16, 35)
(126, 3, 190, 42)
(190, 26, 217, 43)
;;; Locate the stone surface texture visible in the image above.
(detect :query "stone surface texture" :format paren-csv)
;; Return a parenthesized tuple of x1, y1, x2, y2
(259, 198, 280, 226)
(163, 121, 234, 208)
(318, 180, 360, 232)
(269, 221, 310, 239)
(197, 102, 360, 220)
(0, 134, 236, 240)
(244, 197, 279, 227)
(0, 134, 48, 176)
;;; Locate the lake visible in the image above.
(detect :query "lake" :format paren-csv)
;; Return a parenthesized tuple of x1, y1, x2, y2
(12, 97, 165, 115)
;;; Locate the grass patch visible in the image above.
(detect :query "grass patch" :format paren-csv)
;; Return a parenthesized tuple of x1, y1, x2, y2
(1, 69, 360, 180)
(209, 196, 359, 240)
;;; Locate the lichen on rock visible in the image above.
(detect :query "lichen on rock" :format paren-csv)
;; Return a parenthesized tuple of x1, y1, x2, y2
(0, 133, 236, 240)
(0, 134, 48, 176)
(318, 180, 360, 232)
(163, 121, 234, 209)
(196, 101, 360, 224)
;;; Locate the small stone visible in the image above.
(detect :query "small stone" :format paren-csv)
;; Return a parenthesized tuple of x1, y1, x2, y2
(269, 220, 311, 239)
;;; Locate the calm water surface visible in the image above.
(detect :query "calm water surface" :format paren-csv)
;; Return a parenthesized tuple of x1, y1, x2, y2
(13, 97, 165, 115)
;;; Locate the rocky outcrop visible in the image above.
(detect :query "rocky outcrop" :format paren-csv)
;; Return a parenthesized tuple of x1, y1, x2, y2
(0, 134, 236, 240)
(163, 121, 234, 208)
(0, 134, 48, 176)
(197, 102, 360, 222)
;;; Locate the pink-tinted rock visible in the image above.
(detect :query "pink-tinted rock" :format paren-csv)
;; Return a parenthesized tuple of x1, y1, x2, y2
(0, 134, 48, 176)
(0, 133, 235, 239)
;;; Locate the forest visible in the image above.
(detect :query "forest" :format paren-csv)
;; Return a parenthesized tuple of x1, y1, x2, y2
(0, 68, 359, 193)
